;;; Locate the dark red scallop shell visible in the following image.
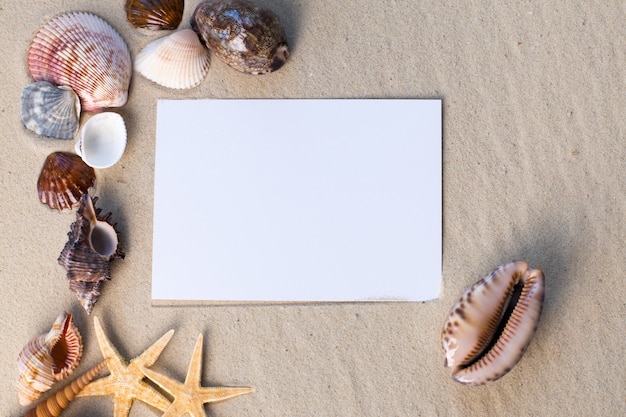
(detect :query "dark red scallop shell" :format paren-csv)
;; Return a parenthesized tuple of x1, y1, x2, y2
(37, 152, 96, 211)
(125, 0, 184, 30)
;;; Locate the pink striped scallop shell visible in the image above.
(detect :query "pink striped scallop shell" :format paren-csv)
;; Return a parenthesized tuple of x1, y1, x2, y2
(28, 12, 132, 112)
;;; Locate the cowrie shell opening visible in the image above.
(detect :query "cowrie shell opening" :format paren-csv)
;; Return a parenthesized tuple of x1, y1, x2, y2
(442, 260, 545, 385)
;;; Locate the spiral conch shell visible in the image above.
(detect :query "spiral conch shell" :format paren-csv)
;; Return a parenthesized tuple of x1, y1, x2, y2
(442, 260, 545, 385)
(22, 361, 105, 417)
(58, 195, 125, 314)
(16, 312, 83, 406)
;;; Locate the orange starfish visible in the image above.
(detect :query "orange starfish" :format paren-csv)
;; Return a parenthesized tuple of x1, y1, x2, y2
(77, 317, 174, 417)
(142, 334, 254, 417)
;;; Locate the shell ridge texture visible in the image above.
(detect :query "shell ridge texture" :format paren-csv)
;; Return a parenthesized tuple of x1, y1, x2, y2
(442, 260, 545, 385)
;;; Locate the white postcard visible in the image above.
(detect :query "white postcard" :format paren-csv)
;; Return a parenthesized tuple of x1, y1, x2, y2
(152, 99, 441, 302)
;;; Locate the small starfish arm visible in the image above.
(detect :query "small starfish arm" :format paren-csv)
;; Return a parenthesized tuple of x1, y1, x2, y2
(141, 334, 254, 417)
(77, 316, 175, 417)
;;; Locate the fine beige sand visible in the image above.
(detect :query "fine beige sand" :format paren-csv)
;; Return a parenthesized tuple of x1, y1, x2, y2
(2, 1, 625, 416)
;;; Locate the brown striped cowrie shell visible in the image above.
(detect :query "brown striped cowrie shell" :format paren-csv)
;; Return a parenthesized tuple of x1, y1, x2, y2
(22, 361, 105, 417)
(442, 260, 545, 385)
(16, 313, 83, 405)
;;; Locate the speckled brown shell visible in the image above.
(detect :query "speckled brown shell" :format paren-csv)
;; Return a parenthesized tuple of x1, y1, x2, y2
(16, 312, 83, 406)
(28, 12, 132, 112)
(22, 361, 105, 417)
(125, 0, 184, 30)
(442, 260, 545, 385)
(191, 0, 288, 74)
(37, 152, 96, 211)
(58, 195, 125, 314)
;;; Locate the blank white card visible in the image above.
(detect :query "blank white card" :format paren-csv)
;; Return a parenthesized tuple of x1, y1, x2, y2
(152, 99, 441, 302)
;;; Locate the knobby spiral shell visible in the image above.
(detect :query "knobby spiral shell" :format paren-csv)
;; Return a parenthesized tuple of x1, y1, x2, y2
(442, 260, 545, 385)
(58, 195, 125, 314)
(16, 312, 83, 406)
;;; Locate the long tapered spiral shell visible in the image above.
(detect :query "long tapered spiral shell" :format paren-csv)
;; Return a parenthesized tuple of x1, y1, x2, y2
(28, 12, 132, 112)
(16, 313, 83, 406)
(22, 361, 106, 417)
(58, 195, 125, 314)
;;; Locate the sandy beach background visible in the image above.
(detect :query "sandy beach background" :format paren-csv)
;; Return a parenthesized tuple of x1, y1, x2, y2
(1, 1, 625, 416)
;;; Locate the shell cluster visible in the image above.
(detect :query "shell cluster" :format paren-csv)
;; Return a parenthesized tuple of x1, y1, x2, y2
(191, 0, 289, 74)
(28, 12, 132, 112)
(58, 195, 125, 314)
(37, 152, 96, 211)
(133, 0, 289, 89)
(16, 312, 83, 406)
(442, 260, 545, 385)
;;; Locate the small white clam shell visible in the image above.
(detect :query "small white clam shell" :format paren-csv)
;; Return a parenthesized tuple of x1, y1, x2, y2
(442, 260, 545, 385)
(75, 112, 127, 169)
(20, 81, 81, 140)
(135, 29, 211, 89)
(28, 12, 132, 112)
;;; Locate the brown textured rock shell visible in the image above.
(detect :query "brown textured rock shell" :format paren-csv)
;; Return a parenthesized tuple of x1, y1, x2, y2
(16, 312, 83, 406)
(22, 361, 105, 417)
(442, 260, 545, 385)
(58, 195, 125, 314)
(28, 12, 132, 112)
(191, 0, 289, 74)
(126, 0, 184, 30)
(37, 152, 96, 211)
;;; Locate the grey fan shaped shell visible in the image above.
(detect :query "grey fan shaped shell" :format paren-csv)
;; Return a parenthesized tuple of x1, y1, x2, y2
(20, 81, 81, 140)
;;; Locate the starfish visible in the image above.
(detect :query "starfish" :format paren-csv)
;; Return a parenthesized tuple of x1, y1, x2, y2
(142, 334, 254, 417)
(77, 316, 174, 417)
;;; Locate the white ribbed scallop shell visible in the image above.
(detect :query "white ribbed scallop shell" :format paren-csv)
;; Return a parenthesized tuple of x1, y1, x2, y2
(28, 12, 132, 112)
(20, 81, 81, 140)
(16, 312, 83, 406)
(135, 29, 211, 89)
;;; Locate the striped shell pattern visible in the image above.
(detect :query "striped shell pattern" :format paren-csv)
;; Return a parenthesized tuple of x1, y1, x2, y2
(442, 260, 545, 385)
(28, 12, 132, 112)
(16, 312, 83, 406)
